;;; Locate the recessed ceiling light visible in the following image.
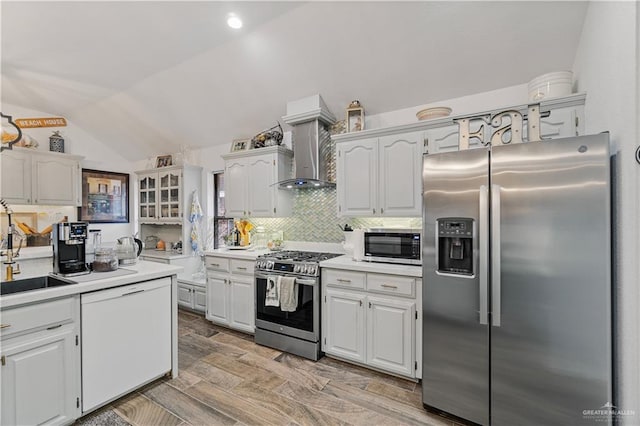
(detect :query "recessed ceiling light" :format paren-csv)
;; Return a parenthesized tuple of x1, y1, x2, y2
(227, 14, 242, 29)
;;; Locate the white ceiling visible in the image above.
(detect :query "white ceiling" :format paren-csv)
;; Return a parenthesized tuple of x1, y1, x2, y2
(1, 1, 588, 161)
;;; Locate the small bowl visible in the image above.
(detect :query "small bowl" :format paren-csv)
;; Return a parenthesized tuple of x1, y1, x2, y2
(416, 107, 452, 121)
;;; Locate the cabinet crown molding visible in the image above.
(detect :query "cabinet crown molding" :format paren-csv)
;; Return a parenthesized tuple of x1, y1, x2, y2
(332, 93, 586, 143)
(135, 163, 202, 175)
(221, 145, 293, 161)
(1, 146, 84, 161)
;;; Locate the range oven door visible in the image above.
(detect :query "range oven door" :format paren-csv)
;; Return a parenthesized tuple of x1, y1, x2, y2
(255, 272, 319, 343)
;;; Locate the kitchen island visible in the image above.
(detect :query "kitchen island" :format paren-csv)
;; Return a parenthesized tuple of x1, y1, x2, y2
(0, 261, 182, 425)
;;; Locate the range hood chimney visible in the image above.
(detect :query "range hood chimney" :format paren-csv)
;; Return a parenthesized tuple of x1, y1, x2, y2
(278, 95, 336, 189)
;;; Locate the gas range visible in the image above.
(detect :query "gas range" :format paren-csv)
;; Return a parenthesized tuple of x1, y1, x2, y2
(254, 250, 341, 277)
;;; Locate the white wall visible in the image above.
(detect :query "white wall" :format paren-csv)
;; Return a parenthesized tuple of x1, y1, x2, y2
(2, 103, 137, 245)
(367, 83, 529, 129)
(572, 1, 639, 420)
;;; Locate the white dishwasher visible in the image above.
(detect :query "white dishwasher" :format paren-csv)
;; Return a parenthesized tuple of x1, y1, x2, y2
(81, 278, 172, 412)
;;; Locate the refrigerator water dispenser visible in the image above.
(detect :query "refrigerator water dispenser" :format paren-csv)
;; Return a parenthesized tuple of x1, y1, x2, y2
(437, 218, 474, 275)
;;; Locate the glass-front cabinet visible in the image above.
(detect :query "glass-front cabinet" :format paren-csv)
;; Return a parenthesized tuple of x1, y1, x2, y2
(137, 169, 182, 223)
(138, 173, 157, 221)
(158, 170, 181, 221)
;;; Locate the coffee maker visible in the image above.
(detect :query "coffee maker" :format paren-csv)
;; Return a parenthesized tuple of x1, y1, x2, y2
(53, 222, 91, 276)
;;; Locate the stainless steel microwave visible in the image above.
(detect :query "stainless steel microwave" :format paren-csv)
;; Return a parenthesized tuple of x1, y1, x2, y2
(363, 228, 421, 265)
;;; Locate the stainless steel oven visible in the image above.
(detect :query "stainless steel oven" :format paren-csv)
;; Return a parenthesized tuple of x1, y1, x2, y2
(363, 228, 421, 265)
(254, 251, 340, 361)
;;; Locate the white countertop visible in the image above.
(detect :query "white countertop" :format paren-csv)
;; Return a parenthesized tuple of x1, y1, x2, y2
(140, 249, 190, 260)
(0, 261, 182, 309)
(205, 247, 269, 260)
(320, 255, 422, 278)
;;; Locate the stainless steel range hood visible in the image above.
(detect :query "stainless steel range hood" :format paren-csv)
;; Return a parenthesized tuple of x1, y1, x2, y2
(278, 95, 337, 189)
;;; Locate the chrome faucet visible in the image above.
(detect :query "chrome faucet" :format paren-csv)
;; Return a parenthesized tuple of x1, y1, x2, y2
(1, 199, 20, 282)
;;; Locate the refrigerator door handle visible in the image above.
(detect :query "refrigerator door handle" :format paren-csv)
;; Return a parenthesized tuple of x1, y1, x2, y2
(479, 185, 489, 325)
(491, 184, 502, 327)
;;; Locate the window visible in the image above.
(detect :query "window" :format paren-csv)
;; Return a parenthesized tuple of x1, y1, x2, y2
(213, 172, 234, 248)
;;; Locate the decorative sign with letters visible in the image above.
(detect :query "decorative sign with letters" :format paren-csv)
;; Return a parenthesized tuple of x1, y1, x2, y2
(15, 117, 67, 128)
(454, 104, 542, 150)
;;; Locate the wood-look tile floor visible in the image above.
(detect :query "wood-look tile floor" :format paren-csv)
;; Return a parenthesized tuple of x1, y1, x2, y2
(75, 309, 464, 426)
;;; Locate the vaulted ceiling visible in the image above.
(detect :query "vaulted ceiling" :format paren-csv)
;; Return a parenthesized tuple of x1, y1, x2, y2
(1, 1, 588, 161)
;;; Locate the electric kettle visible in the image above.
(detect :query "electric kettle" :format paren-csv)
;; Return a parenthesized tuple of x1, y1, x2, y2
(115, 235, 143, 265)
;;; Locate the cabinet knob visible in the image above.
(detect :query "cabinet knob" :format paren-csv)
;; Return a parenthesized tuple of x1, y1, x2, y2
(372, 208, 376, 214)
(381, 208, 384, 214)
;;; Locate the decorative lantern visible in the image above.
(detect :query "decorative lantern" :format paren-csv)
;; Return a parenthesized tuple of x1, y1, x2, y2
(346, 100, 364, 133)
(49, 131, 65, 153)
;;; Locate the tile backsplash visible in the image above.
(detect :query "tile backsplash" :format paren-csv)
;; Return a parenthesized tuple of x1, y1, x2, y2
(244, 188, 420, 243)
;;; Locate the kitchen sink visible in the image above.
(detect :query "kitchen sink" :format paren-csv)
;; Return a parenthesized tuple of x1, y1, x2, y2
(0, 275, 74, 295)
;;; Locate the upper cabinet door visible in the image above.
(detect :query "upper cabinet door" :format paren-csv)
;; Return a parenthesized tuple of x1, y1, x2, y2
(158, 170, 182, 221)
(32, 155, 79, 206)
(224, 159, 248, 218)
(138, 173, 158, 222)
(378, 132, 423, 217)
(337, 139, 378, 217)
(0, 149, 32, 204)
(246, 155, 275, 217)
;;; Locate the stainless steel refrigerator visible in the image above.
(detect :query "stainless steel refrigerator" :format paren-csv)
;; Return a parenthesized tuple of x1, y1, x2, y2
(422, 134, 612, 426)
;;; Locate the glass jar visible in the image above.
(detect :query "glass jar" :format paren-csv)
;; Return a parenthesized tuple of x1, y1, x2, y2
(92, 247, 118, 272)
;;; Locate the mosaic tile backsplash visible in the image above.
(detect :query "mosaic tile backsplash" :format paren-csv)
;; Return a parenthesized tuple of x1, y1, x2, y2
(243, 187, 421, 243)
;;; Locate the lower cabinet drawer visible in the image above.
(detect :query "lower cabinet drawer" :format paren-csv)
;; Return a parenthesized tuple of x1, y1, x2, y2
(1, 296, 77, 339)
(367, 273, 415, 297)
(205, 256, 230, 273)
(230, 259, 254, 275)
(323, 269, 366, 289)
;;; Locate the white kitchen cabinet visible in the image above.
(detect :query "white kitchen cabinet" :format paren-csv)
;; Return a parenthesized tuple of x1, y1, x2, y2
(366, 296, 415, 377)
(136, 167, 185, 223)
(205, 255, 255, 333)
(138, 172, 158, 221)
(206, 274, 229, 326)
(424, 105, 585, 155)
(424, 123, 464, 154)
(0, 296, 80, 426)
(324, 288, 366, 363)
(222, 146, 293, 218)
(378, 133, 423, 216)
(177, 280, 206, 313)
(224, 158, 248, 218)
(0, 147, 82, 206)
(336, 138, 377, 217)
(336, 131, 422, 217)
(33, 155, 80, 205)
(322, 268, 420, 379)
(229, 275, 254, 331)
(0, 148, 32, 204)
(524, 105, 584, 140)
(136, 165, 202, 256)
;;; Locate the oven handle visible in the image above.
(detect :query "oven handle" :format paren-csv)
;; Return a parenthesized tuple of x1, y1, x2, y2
(255, 272, 317, 286)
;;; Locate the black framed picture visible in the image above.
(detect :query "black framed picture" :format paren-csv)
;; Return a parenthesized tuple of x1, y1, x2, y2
(78, 169, 129, 223)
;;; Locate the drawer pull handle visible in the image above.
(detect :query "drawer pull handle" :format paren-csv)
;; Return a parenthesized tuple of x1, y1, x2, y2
(380, 284, 398, 289)
(47, 324, 62, 330)
(210, 263, 220, 267)
(337, 278, 352, 283)
(236, 267, 247, 270)
(123, 289, 145, 296)
(0, 324, 10, 329)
